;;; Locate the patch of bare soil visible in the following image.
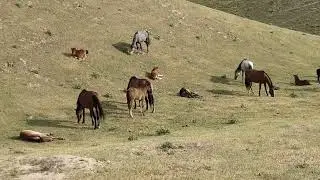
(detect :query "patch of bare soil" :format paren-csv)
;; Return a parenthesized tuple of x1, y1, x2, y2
(0, 155, 103, 180)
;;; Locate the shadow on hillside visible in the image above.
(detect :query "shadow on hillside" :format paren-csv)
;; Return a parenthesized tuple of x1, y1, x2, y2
(210, 75, 232, 85)
(284, 87, 320, 92)
(62, 52, 73, 58)
(207, 89, 247, 96)
(102, 100, 128, 118)
(27, 117, 79, 129)
(112, 42, 131, 55)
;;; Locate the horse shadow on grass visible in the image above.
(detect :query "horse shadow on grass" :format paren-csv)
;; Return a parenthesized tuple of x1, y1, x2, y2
(102, 100, 128, 118)
(112, 42, 131, 55)
(26, 117, 81, 129)
(207, 89, 247, 96)
(210, 75, 233, 85)
(62, 52, 73, 58)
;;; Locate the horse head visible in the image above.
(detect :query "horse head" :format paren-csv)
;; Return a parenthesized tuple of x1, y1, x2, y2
(269, 87, 275, 97)
(234, 69, 240, 80)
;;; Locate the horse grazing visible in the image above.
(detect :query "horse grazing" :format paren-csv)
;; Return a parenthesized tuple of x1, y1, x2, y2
(234, 58, 254, 82)
(317, 68, 320, 84)
(71, 48, 88, 59)
(293, 75, 311, 86)
(127, 76, 154, 111)
(75, 89, 104, 129)
(127, 87, 154, 118)
(244, 69, 275, 97)
(129, 30, 150, 54)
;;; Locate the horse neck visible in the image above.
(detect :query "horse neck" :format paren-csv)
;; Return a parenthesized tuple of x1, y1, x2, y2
(236, 61, 243, 72)
(294, 75, 300, 81)
(264, 73, 273, 88)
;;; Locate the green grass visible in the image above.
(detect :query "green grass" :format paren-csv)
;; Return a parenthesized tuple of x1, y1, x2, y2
(0, 0, 320, 179)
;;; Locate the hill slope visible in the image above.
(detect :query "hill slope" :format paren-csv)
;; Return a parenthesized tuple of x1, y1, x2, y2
(0, 0, 320, 179)
(189, 0, 320, 35)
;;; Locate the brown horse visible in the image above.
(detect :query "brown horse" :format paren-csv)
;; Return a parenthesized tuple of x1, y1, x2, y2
(75, 89, 104, 129)
(244, 69, 275, 97)
(127, 76, 154, 111)
(127, 87, 150, 118)
(293, 75, 311, 86)
(316, 68, 320, 84)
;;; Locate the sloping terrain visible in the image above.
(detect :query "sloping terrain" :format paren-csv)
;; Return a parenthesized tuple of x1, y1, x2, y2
(189, 0, 320, 35)
(0, 0, 320, 179)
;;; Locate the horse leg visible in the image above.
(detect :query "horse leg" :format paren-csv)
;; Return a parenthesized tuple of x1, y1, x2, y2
(140, 99, 145, 116)
(129, 100, 134, 118)
(259, 83, 261, 96)
(82, 109, 85, 124)
(264, 83, 268, 96)
(89, 109, 96, 129)
(95, 107, 100, 128)
(146, 42, 149, 53)
(242, 71, 244, 83)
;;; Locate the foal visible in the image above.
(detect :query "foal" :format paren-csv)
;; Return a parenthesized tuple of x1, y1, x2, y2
(75, 89, 104, 129)
(293, 75, 311, 86)
(127, 87, 150, 118)
(234, 58, 254, 82)
(150, 67, 164, 80)
(127, 76, 154, 111)
(316, 68, 320, 84)
(245, 69, 275, 97)
(129, 30, 150, 54)
(71, 48, 89, 59)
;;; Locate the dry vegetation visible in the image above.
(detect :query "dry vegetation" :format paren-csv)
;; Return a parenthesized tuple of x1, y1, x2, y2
(0, 0, 320, 179)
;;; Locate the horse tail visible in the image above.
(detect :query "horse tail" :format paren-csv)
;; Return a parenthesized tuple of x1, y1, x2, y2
(126, 89, 131, 109)
(146, 31, 151, 45)
(92, 95, 104, 120)
(264, 72, 273, 87)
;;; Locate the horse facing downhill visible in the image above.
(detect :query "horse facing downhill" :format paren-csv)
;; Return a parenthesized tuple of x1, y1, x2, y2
(75, 89, 104, 129)
(235, 58, 254, 82)
(129, 30, 150, 54)
(245, 69, 275, 97)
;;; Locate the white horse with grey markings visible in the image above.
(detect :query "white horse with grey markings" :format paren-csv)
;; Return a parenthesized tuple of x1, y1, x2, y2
(129, 30, 150, 54)
(234, 58, 254, 82)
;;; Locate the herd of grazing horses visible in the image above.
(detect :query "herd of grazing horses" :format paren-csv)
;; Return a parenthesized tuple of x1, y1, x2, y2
(74, 30, 320, 129)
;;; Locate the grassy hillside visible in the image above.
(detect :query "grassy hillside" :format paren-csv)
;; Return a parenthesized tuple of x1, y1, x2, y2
(189, 0, 320, 35)
(0, 0, 320, 179)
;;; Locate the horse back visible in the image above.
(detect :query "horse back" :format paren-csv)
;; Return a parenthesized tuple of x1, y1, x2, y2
(77, 90, 98, 108)
(245, 70, 266, 83)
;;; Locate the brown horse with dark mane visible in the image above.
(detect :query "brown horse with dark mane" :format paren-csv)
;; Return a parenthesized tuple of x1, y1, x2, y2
(244, 69, 275, 97)
(293, 75, 311, 86)
(127, 76, 154, 111)
(75, 89, 104, 129)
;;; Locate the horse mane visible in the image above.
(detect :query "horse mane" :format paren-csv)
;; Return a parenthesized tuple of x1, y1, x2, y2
(236, 60, 244, 71)
(264, 72, 273, 87)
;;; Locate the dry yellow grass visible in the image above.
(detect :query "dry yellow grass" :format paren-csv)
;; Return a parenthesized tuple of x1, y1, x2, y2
(0, 0, 320, 179)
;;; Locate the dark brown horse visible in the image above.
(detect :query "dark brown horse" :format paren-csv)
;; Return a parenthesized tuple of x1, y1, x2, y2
(245, 69, 275, 97)
(317, 68, 320, 84)
(293, 75, 311, 86)
(127, 76, 154, 111)
(75, 89, 104, 129)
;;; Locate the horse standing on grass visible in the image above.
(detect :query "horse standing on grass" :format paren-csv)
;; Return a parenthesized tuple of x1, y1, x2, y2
(317, 68, 320, 84)
(127, 76, 154, 111)
(244, 69, 275, 97)
(234, 58, 254, 82)
(293, 75, 311, 86)
(127, 87, 154, 118)
(75, 89, 104, 129)
(129, 30, 150, 54)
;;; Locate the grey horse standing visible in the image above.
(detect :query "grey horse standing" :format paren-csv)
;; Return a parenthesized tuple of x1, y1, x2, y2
(129, 30, 150, 54)
(234, 58, 254, 82)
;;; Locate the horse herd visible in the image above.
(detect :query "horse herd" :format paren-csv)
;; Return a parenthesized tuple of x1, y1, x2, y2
(73, 30, 320, 129)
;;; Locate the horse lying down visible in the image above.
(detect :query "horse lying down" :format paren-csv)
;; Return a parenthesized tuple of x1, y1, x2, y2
(20, 130, 65, 143)
(179, 88, 202, 98)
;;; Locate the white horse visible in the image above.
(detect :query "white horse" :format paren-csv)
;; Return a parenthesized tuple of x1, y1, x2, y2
(234, 58, 254, 82)
(129, 30, 150, 54)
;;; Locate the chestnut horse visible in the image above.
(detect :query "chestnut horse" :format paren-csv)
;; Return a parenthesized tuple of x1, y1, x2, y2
(75, 89, 104, 129)
(245, 69, 275, 97)
(126, 87, 153, 118)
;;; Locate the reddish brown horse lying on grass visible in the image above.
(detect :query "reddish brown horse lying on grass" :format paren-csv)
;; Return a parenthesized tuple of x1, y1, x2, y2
(126, 76, 154, 118)
(76, 89, 104, 129)
(293, 75, 311, 86)
(245, 69, 275, 97)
